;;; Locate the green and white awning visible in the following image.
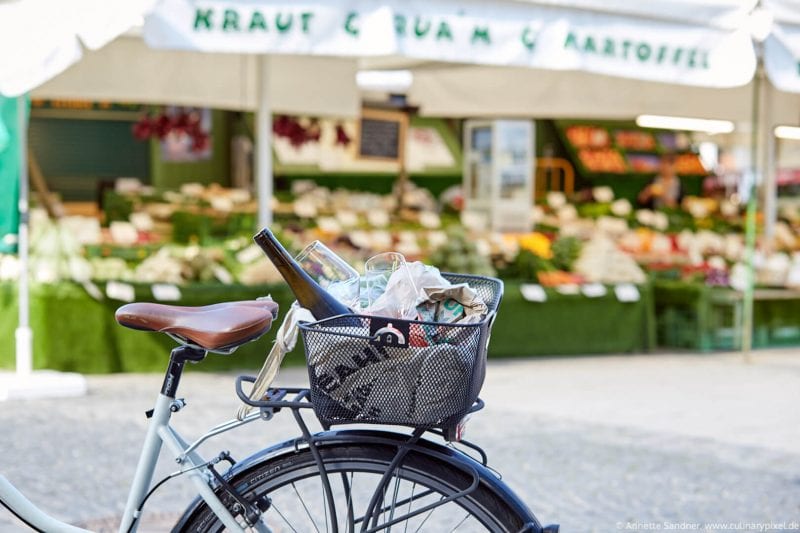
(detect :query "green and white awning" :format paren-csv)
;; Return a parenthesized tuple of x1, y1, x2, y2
(0, 97, 25, 253)
(144, 0, 758, 88)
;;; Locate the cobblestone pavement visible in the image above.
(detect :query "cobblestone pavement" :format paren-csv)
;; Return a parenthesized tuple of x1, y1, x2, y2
(0, 349, 798, 532)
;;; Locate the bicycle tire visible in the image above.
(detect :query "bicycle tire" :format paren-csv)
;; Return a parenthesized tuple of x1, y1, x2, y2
(176, 441, 534, 532)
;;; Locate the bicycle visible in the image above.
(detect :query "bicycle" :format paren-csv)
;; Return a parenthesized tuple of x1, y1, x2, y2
(0, 264, 559, 532)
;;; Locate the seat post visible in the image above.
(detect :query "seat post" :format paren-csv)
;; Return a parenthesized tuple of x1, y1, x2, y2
(161, 345, 206, 398)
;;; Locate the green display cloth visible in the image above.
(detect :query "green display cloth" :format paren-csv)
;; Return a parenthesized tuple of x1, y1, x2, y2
(0, 280, 657, 373)
(8, 280, 800, 372)
(0, 283, 117, 372)
(492, 282, 656, 356)
(0, 96, 26, 253)
(0, 282, 300, 373)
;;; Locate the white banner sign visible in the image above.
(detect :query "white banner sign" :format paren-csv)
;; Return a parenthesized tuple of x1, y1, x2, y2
(144, 0, 757, 88)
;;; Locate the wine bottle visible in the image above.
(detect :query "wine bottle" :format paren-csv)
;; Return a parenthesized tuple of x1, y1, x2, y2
(254, 228, 352, 319)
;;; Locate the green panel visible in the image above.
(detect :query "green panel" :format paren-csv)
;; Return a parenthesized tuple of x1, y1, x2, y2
(0, 282, 302, 373)
(0, 284, 15, 365)
(28, 117, 150, 201)
(273, 115, 462, 181)
(0, 283, 119, 372)
(149, 110, 231, 191)
(410, 175, 461, 197)
(11, 280, 800, 373)
(408, 115, 462, 175)
(0, 96, 26, 253)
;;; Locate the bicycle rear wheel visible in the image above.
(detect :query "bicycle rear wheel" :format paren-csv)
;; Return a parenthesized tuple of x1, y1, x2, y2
(176, 441, 536, 532)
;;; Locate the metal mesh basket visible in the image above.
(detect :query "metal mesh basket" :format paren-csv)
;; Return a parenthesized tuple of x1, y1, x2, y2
(298, 274, 503, 430)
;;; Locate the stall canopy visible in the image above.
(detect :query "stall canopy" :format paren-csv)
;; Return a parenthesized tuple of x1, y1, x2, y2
(135, 0, 800, 123)
(144, 0, 757, 88)
(32, 35, 360, 118)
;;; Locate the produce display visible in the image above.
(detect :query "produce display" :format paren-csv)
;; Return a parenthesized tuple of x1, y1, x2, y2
(577, 148, 628, 174)
(5, 173, 800, 302)
(6, 172, 800, 363)
(558, 120, 708, 177)
(565, 125, 609, 149)
(614, 130, 657, 151)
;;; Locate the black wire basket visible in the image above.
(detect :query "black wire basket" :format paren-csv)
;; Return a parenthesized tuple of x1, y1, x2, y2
(298, 273, 503, 430)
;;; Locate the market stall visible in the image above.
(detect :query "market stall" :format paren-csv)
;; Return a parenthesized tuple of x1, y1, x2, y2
(0, 170, 662, 372)
(8, 140, 800, 372)
(9, 0, 800, 375)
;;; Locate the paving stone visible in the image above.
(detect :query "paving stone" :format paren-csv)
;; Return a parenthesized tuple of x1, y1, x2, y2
(0, 350, 798, 532)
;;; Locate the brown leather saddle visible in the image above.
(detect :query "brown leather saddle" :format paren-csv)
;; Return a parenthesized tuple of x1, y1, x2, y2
(115, 300, 279, 352)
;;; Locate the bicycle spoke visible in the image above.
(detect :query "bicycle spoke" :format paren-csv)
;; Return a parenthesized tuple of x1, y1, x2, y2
(181, 441, 525, 532)
(268, 502, 300, 533)
(341, 471, 355, 533)
(354, 487, 439, 528)
(291, 481, 321, 533)
(413, 496, 445, 533)
(386, 472, 402, 533)
(447, 512, 471, 532)
(368, 473, 389, 531)
(403, 483, 416, 533)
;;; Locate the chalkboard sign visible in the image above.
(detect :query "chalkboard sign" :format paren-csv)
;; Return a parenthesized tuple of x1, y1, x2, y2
(357, 108, 408, 162)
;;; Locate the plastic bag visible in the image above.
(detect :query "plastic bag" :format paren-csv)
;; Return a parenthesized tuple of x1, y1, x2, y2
(363, 261, 447, 319)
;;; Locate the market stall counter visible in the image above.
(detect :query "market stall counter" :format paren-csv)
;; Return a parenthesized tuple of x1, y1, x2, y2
(654, 280, 800, 351)
(0, 280, 657, 373)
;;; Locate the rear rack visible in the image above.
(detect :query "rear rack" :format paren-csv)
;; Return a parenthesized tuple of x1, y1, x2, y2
(235, 375, 315, 418)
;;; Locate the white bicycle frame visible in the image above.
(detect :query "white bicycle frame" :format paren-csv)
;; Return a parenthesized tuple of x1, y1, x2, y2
(0, 346, 271, 533)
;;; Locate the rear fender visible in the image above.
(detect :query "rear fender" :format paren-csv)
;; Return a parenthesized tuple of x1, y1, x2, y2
(171, 428, 540, 532)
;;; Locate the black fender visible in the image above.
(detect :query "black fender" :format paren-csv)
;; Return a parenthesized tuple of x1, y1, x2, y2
(171, 428, 543, 532)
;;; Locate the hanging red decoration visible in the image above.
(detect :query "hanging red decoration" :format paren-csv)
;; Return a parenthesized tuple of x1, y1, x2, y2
(131, 108, 211, 152)
(153, 114, 173, 139)
(335, 123, 351, 147)
(131, 116, 153, 140)
(272, 115, 326, 149)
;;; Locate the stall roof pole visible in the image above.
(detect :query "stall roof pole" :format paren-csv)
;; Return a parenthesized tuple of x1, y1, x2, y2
(761, 79, 777, 250)
(256, 55, 273, 230)
(15, 94, 31, 377)
(742, 59, 765, 363)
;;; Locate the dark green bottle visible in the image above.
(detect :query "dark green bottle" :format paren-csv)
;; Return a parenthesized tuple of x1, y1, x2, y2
(254, 228, 351, 319)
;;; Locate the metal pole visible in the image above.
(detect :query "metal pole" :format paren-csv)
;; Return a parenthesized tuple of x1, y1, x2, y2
(256, 55, 273, 230)
(762, 81, 777, 252)
(15, 95, 32, 377)
(742, 58, 764, 363)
